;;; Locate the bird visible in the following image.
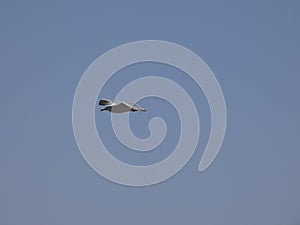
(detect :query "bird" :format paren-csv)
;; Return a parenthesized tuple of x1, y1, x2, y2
(99, 98, 147, 113)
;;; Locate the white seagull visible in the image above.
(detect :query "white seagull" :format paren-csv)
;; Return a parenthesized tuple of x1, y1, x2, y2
(99, 98, 147, 113)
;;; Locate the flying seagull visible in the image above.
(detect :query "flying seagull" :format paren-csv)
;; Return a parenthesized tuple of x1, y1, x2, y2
(99, 98, 147, 113)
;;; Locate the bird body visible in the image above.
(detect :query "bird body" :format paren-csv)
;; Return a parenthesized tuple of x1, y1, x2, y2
(99, 98, 147, 113)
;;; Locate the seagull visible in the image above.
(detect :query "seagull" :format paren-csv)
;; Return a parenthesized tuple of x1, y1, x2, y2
(99, 98, 147, 113)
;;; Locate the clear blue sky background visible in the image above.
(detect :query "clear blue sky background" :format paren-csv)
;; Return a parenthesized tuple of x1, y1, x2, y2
(1, 1, 300, 225)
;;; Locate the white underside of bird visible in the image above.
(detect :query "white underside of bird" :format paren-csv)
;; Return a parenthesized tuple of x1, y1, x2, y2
(99, 98, 147, 113)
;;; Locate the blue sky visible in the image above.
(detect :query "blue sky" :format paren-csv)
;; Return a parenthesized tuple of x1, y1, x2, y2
(1, 1, 300, 225)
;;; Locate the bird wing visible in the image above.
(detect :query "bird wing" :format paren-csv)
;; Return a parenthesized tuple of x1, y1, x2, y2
(99, 98, 113, 105)
(110, 102, 131, 113)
